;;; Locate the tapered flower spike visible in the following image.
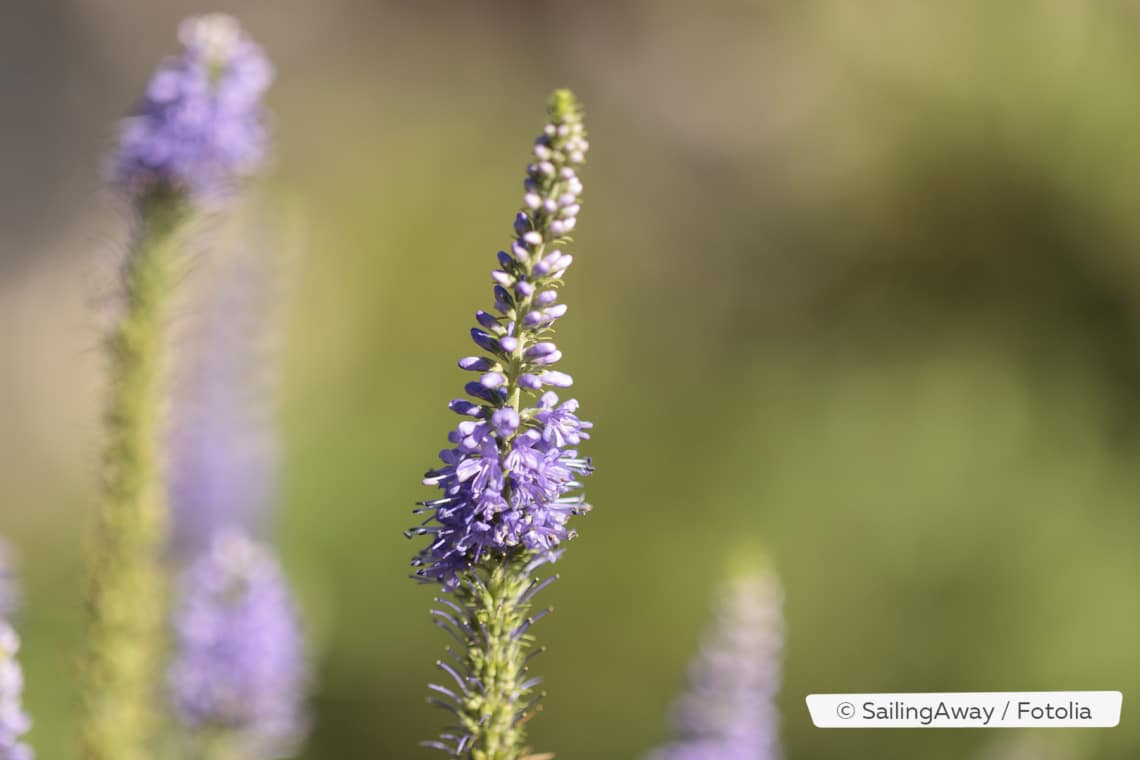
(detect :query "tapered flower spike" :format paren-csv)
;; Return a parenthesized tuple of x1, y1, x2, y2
(169, 533, 307, 759)
(646, 565, 784, 760)
(165, 244, 308, 758)
(407, 90, 593, 759)
(0, 624, 32, 760)
(80, 16, 272, 760)
(0, 543, 32, 760)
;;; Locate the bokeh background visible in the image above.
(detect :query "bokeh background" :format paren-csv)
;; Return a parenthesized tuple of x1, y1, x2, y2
(2, 1, 1139, 758)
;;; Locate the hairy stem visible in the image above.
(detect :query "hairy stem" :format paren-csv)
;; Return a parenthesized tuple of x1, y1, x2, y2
(80, 194, 187, 760)
(450, 556, 546, 760)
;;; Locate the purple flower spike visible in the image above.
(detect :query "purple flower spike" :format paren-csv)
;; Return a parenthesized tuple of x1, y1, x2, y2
(647, 570, 784, 760)
(165, 240, 309, 757)
(0, 545, 32, 760)
(0, 623, 32, 760)
(409, 91, 593, 588)
(112, 14, 273, 200)
(409, 90, 592, 759)
(170, 533, 308, 759)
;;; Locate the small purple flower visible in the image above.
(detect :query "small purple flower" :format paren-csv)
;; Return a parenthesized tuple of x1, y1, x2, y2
(647, 571, 784, 760)
(408, 91, 593, 588)
(169, 533, 307, 759)
(533, 391, 591, 448)
(112, 14, 273, 199)
(0, 623, 32, 760)
(0, 546, 32, 760)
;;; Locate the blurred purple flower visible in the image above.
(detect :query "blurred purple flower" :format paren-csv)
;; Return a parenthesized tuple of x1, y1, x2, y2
(647, 571, 784, 760)
(408, 91, 593, 588)
(0, 546, 32, 760)
(112, 14, 273, 199)
(169, 533, 307, 759)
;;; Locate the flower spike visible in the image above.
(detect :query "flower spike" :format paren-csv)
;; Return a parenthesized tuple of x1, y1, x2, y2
(408, 90, 594, 759)
(112, 14, 273, 201)
(169, 533, 308, 759)
(0, 543, 32, 760)
(79, 16, 273, 760)
(646, 567, 785, 760)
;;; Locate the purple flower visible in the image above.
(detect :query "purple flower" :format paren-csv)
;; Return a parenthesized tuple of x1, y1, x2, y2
(533, 391, 591, 448)
(0, 623, 32, 760)
(647, 571, 784, 760)
(112, 14, 273, 199)
(164, 246, 306, 755)
(0, 546, 32, 760)
(169, 533, 307, 759)
(408, 90, 593, 588)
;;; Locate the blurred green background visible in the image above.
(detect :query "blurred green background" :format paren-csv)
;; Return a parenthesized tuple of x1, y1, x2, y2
(2, 1, 1138, 758)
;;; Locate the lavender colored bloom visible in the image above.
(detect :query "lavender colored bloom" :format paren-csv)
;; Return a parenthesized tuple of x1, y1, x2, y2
(169, 533, 307, 759)
(0, 547, 31, 760)
(165, 246, 306, 756)
(408, 90, 593, 588)
(533, 391, 591, 448)
(112, 14, 273, 199)
(647, 571, 784, 760)
(0, 623, 32, 760)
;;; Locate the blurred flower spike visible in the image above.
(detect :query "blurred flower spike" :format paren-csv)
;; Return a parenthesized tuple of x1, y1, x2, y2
(112, 14, 273, 202)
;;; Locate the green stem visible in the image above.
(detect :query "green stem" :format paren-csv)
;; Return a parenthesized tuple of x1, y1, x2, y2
(80, 194, 187, 760)
(458, 557, 543, 760)
(183, 729, 246, 760)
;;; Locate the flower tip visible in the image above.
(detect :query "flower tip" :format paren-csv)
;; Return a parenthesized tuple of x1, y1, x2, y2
(179, 13, 243, 61)
(723, 543, 777, 581)
(547, 89, 583, 125)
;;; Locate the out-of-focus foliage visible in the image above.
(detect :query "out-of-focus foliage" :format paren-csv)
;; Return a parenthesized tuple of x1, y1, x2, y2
(1, 2, 1138, 758)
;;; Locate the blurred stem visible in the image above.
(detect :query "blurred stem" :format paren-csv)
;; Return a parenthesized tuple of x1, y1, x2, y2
(80, 193, 187, 760)
(185, 729, 244, 760)
(457, 556, 542, 760)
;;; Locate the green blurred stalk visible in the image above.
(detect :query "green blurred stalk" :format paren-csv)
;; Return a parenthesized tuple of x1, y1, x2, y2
(181, 729, 246, 760)
(79, 194, 187, 760)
